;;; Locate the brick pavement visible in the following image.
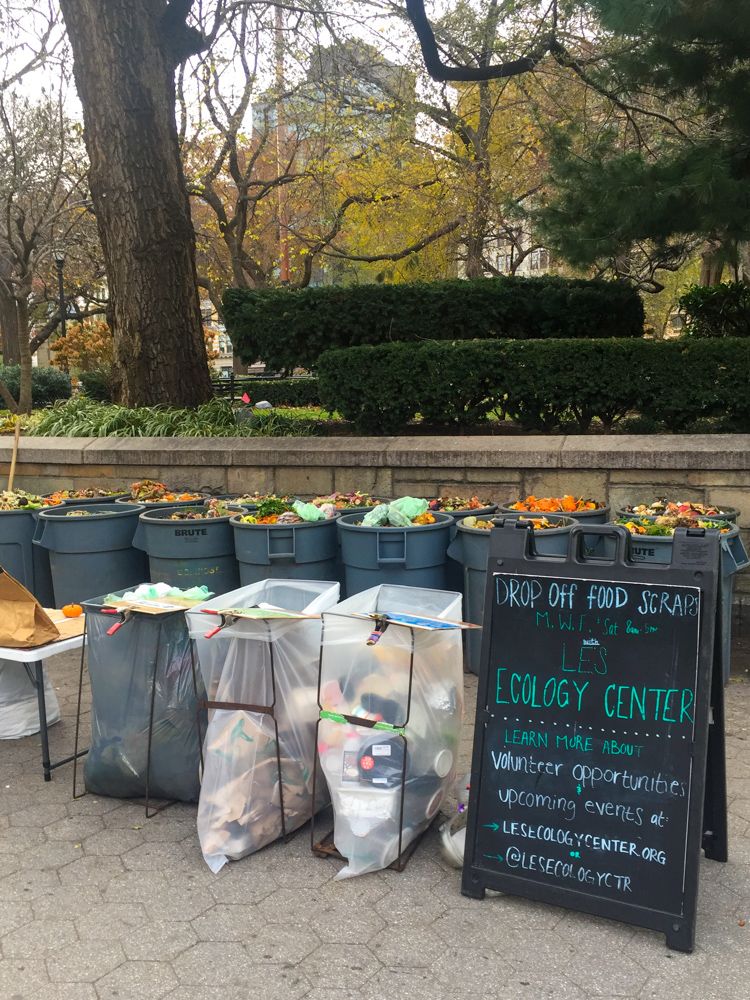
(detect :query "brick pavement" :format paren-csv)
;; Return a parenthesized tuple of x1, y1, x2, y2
(0, 654, 748, 1000)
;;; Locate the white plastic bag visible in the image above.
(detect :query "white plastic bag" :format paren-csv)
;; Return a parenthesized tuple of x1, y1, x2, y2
(0, 661, 60, 739)
(187, 579, 340, 872)
(316, 584, 464, 878)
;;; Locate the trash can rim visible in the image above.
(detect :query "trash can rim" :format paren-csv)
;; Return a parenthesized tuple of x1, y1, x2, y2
(38, 501, 146, 520)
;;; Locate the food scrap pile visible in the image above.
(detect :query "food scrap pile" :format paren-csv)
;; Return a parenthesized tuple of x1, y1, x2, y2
(311, 491, 384, 509)
(0, 490, 60, 510)
(508, 495, 601, 513)
(617, 517, 733, 536)
(167, 500, 236, 520)
(360, 497, 438, 527)
(47, 488, 123, 502)
(623, 498, 727, 518)
(428, 495, 489, 512)
(463, 515, 561, 531)
(229, 492, 293, 507)
(239, 498, 335, 525)
(130, 480, 202, 503)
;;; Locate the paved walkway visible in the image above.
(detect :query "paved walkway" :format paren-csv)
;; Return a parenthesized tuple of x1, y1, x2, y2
(0, 654, 748, 1000)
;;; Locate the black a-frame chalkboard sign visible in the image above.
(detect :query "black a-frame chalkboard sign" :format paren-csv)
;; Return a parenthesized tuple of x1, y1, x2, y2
(461, 522, 727, 953)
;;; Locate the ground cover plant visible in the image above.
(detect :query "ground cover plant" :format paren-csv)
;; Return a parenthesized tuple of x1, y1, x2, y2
(31, 397, 328, 437)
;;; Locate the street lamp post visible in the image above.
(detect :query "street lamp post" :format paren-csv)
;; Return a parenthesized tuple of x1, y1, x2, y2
(53, 248, 66, 340)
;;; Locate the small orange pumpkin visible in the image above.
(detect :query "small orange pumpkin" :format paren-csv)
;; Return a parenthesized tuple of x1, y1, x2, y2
(62, 604, 83, 618)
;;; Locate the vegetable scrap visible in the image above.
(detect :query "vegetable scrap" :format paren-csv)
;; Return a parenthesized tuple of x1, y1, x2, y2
(167, 499, 237, 520)
(239, 498, 336, 526)
(508, 494, 601, 513)
(623, 498, 727, 518)
(463, 515, 560, 531)
(0, 490, 61, 510)
(617, 517, 733, 536)
(311, 491, 385, 509)
(46, 488, 124, 502)
(64, 510, 94, 516)
(129, 480, 202, 503)
(229, 492, 293, 506)
(428, 495, 489, 512)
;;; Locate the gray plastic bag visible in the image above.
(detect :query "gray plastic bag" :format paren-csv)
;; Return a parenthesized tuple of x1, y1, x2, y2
(84, 607, 205, 802)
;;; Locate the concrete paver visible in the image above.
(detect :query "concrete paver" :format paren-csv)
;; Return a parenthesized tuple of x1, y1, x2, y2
(0, 651, 749, 999)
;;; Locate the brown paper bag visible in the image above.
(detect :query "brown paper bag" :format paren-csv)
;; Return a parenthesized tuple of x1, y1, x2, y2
(0, 570, 60, 648)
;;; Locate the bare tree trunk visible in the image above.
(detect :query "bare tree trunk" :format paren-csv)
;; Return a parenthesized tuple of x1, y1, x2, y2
(700, 248, 725, 286)
(0, 283, 20, 365)
(15, 292, 33, 414)
(58, 0, 213, 406)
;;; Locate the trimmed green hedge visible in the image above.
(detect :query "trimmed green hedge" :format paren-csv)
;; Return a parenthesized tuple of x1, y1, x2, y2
(212, 377, 320, 407)
(0, 364, 72, 408)
(317, 338, 750, 434)
(679, 282, 750, 337)
(224, 276, 644, 372)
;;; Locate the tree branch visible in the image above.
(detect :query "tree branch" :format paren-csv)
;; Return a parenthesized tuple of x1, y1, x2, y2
(404, 0, 554, 82)
(323, 217, 463, 263)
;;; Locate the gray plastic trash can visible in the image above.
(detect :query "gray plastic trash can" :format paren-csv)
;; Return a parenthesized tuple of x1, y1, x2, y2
(231, 514, 339, 585)
(33, 503, 146, 606)
(0, 508, 55, 605)
(337, 510, 454, 597)
(133, 506, 243, 594)
(447, 514, 575, 674)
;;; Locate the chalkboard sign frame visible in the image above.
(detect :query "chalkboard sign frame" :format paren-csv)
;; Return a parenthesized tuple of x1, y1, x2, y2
(461, 522, 726, 953)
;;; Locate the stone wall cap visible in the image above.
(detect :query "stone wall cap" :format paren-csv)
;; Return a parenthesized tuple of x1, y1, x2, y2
(2, 433, 750, 473)
(560, 434, 750, 470)
(0, 437, 94, 464)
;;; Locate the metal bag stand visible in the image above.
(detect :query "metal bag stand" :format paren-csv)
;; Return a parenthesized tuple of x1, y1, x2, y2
(73, 607, 204, 819)
(198, 620, 295, 844)
(310, 614, 435, 872)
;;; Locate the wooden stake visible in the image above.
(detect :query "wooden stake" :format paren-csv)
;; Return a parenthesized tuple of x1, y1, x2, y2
(7, 417, 20, 492)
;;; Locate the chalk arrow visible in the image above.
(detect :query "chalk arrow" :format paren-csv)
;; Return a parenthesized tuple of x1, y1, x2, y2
(483, 822, 500, 832)
(483, 853, 504, 863)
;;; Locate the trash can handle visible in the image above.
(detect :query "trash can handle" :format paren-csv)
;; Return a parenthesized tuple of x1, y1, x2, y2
(268, 529, 296, 560)
(567, 523, 629, 565)
(721, 532, 750, 575)
(132, 517, 146, 552)
(377, 530, 407, 564)
(31, 513, 47, 548)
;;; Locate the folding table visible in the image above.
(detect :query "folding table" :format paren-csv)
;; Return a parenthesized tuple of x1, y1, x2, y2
(0, 631, 87, 781)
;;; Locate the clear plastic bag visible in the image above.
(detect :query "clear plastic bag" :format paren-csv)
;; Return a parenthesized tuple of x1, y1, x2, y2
(0, 661, 60, 739)
(316, 584, 463, 878)
(83, 609, 205, 802)
(187, 579, 340, 872)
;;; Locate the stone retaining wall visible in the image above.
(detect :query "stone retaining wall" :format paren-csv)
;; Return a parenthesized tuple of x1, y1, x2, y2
(4, 434, 750, 603)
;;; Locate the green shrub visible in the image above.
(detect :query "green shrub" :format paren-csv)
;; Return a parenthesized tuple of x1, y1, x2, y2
(679, 282, 750, 337)
(79, 367, 116, 402)
(0, 364, 72, 407)
(318, 338, 750, 433)
(224, 276, 644, 372)
(213, 377, 320, 407)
